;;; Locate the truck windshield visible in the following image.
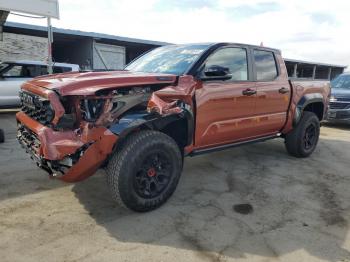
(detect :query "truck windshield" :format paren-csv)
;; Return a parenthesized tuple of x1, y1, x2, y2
(331, 74, 350, 89)
(125, 44, 210, 75)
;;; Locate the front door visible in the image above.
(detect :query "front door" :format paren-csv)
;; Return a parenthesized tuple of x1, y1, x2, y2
(195, 46, 257, 148)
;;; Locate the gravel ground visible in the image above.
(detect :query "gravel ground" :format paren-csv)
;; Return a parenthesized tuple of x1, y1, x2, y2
(1, 111, 350, 262)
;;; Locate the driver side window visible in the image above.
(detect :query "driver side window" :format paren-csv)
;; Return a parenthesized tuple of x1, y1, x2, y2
(203, 47, 248, 81)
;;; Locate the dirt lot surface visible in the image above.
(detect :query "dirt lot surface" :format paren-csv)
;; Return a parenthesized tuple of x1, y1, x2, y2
(1, 111, 350, 262)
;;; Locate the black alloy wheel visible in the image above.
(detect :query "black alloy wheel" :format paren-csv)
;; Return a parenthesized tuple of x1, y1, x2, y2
(134, 151, 173, 199)
(303, 123, 317, 150)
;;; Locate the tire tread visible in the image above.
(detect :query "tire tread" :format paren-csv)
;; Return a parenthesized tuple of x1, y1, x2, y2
(285, 111, 320, 158)
(106, 130, 182, 212)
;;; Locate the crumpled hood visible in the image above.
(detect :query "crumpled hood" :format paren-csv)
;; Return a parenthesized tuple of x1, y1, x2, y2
(26, 70, 177, 96)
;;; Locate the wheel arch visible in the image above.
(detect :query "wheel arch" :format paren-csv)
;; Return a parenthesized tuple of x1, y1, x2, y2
(294, 93, 325, 126)
(109, 108, 194, 151)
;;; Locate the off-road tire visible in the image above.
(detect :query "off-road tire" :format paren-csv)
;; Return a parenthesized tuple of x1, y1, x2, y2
(0, 129, 4, 143)
(285, 111, 320, 158)
(106, 130, 183, 212)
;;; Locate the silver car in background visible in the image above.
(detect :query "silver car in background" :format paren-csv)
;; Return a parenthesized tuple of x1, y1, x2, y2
(0, 61, 79, 108)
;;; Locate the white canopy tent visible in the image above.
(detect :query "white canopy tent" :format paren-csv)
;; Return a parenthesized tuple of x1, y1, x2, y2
(0, 0, 60, 73)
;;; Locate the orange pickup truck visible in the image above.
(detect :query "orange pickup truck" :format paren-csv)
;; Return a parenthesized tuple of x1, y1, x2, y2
(17, 43, 330, 212)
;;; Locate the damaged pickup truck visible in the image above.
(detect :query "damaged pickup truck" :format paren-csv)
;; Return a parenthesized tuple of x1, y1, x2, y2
(17, 43, 330, 212)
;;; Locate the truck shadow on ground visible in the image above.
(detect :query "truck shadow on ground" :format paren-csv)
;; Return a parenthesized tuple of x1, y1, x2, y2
(73, 136, 350, 261)
(323, 122, 350, 131)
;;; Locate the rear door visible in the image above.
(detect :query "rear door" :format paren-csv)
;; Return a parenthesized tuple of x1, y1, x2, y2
(253, 49, 291, 135)
(195, 46, 257, 148)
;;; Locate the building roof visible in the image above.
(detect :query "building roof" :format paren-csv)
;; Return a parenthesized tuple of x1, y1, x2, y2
(4, 21, 170, 46)
(285, 58, 347, 68)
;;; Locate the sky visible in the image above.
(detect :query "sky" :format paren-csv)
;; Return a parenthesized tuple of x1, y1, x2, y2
(7, 0, 350, 67)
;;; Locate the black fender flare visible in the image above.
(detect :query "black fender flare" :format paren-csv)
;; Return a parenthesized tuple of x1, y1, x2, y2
(109, 108, 194, 146)
(293, 93, 324, 126)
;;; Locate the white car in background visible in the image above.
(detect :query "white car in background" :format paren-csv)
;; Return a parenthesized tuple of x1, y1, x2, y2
(0, 61, 79, 108)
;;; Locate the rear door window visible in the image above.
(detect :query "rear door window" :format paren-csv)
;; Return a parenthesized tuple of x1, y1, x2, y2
(254, 50, 278, 81)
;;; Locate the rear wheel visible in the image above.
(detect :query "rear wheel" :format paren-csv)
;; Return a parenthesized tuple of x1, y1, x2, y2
(106, 130, 183, 212)
(0, 129, 4, 143)
(285, 111, 320, 158)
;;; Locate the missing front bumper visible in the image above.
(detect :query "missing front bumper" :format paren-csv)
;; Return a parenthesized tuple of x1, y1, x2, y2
(16, 111, 118, 182)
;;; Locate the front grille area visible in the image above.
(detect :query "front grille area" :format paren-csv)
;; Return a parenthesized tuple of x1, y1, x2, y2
(329, 102, 350, 110)
(20, 91, 55, 126)
(17, 124, 41, 157)
(335, 97, 350, 102)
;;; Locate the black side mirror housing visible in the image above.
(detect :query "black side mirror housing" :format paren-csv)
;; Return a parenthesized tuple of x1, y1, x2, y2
(201, 65, 232, 81)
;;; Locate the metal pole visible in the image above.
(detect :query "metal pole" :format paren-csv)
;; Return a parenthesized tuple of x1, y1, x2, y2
(293, 63, 298, 78)
(0, 11, 9, 42)
(47, 17, 53, 74)
(328, 67, 332, 80)
(312, 65, 316, 79)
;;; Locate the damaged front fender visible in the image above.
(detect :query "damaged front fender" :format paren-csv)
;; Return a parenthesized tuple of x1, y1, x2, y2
(60, 132, 117, 182)
(109, 107, 194, 148)
(108, 76, 198, 147)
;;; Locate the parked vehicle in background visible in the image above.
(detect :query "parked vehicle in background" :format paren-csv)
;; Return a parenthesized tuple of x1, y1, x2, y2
(0, 61, 79, 108)
(16, 43, 330, 212)
(328, 73, 350, 123)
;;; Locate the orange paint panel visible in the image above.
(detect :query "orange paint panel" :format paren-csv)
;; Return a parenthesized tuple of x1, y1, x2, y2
(147, 75, 198, 115)
(27, 71, 177, 96)
(194, 81, 257, 147)
(17, 112, 83, 160)
(255, 112, 287, 136)
(60, 131, 118, 182)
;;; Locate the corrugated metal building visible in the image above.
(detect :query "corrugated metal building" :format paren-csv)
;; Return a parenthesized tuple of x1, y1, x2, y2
(285, 58, 346, 80)
(1, 22, 168, 70)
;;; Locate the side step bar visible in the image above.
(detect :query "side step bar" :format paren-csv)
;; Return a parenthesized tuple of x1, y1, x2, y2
(189, 134, 281, 157)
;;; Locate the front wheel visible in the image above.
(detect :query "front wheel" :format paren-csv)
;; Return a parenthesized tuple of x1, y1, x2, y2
(285, 111, 320, 158)
(106, 130, 183, 212)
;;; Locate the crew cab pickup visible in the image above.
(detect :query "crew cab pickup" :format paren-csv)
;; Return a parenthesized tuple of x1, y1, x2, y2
(16, 43, 330, 212)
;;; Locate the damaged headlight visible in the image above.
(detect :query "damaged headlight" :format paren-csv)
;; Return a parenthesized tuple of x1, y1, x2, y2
(80, 99, 105, 121)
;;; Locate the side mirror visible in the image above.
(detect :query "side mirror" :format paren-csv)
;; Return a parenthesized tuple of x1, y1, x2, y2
(201, 65, 232, 81)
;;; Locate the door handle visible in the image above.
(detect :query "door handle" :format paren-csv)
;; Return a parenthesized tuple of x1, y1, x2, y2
(242, 88, 257, 96)
(279, 87, 290, 94)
